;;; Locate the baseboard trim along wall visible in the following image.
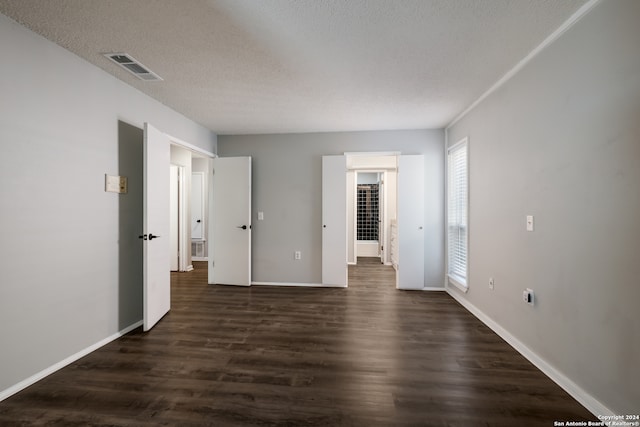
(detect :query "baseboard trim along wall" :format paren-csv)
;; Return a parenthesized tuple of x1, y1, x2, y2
(0, 320, 143, 403)
(445, 288, 613, 418)
(252, 281, 347, 288)
(422, 287, 447, 291)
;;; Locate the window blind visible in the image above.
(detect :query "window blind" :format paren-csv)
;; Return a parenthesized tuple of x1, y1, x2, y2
(447, 140, 468, 286)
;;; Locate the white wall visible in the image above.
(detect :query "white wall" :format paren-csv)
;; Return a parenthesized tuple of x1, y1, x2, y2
(446, 0, 640, 414)
(357, 172, 379, 184)
(218, 130, 444, 286)
(0, 14, 216, 397)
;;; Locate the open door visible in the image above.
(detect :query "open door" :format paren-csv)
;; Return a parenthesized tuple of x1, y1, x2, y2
(209, 157, 252, 286)
(397, 155, 425, 290)
(143, 123, 171, 331)
(322, 155, 347, 286)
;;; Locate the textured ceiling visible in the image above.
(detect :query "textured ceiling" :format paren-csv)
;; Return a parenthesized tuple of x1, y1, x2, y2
(0, 0, 588, 134)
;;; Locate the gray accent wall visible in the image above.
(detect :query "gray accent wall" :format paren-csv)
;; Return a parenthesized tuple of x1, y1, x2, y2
(218, 130, 444, 286)
(0, 14, 216, 396)
(447, 0, 640, 413)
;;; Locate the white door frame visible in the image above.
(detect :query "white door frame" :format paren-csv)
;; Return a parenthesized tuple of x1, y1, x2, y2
(347, 152, 398, 266)
(176, 164, 190, 272)
(169, 165, 180, 271)
(167, 137, 215, 272)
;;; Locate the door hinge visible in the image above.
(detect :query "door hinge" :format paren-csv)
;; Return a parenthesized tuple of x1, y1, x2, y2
(211, 261, 214, 267)
(212, 169, 215, 175)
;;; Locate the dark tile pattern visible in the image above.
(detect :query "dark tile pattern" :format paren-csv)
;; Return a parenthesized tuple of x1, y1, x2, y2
(357, 184, 379, 241)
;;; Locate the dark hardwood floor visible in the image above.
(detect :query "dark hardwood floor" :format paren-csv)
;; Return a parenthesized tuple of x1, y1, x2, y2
(0, 258, 593, 426)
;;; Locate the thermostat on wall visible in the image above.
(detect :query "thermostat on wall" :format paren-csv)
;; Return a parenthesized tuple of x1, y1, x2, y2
(105, 174, 128, 194)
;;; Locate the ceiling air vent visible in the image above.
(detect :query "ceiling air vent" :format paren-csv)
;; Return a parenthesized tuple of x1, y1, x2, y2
(103, 53, 163, 81)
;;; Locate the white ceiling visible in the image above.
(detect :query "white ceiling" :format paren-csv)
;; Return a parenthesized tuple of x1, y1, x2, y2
(0, 0, 588, 135)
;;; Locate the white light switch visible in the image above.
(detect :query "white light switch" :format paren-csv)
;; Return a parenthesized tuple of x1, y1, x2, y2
(105, 174, 127, 194)
(258, 211, 264, 220)
(526, 215, 534, 232)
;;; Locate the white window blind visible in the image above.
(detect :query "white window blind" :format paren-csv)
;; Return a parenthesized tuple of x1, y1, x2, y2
(447, 139, 468, 288)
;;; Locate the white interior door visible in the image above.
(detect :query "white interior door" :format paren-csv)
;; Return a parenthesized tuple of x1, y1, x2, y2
(397, 155, 425, 290)
(208, 157, 252, 286)
(322, 155, 347, 286)
(143, 123, 171, 331)
(191, 172, 204, 239)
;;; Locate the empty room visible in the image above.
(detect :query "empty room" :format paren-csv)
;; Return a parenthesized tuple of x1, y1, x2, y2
(0, 0, 638, 425)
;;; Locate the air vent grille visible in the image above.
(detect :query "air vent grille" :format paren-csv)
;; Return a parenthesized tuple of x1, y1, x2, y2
(103, 53, 162, 81)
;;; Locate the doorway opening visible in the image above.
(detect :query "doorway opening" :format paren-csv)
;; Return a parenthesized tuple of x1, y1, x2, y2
(346, 154, 398, 269)
(140, 122, 215, 331)
(356, 171, 383, 262)
(322, 152, 425, 290)
(169, 144, 212, 272)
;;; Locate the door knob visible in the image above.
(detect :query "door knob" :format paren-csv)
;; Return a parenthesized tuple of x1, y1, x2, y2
(237, 225, 247, 230)
(138, 234, 147, 240)
(148, 234, 161, 240)
(197, 219, 201, 223)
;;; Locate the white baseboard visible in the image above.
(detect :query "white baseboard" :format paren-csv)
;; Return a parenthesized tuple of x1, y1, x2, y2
(0, 320, 143, 403)
(192, 257, 208, 262)
(252, 281, 347, 288)
(445, 287, 613, 417)
(422, 287, 446, 291)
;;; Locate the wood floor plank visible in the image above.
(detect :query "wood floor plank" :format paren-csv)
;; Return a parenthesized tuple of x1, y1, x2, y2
(0, 259, 594, 426)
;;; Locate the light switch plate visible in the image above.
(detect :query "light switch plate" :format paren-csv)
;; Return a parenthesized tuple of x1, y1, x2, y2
(258, 211, 264, 220)
(105, 174, 127, 194)
(526, 215, 534, 232)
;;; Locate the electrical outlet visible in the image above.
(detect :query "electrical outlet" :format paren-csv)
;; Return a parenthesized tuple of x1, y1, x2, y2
(489, 277, 495, 290)
(294, 251, 301, 260)
(523, 288, 534, 305)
